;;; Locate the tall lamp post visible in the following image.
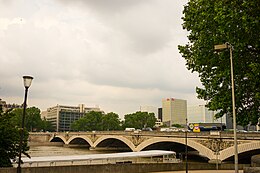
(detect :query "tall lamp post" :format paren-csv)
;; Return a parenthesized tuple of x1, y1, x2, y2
(17, 76, 33, 173)
(185, 118, 188, 173)
(214, 43, 238, 173)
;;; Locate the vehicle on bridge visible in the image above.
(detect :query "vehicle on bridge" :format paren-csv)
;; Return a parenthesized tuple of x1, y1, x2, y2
(125, 128, 135, 132)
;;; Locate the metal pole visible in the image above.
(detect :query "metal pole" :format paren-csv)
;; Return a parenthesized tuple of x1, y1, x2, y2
(185, 118, 188, 173)
(229, 44, 238, 173)
(17, 87, 28, 173)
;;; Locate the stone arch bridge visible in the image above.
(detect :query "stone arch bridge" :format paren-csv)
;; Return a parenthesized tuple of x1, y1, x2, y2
(29, 131, 260, 163)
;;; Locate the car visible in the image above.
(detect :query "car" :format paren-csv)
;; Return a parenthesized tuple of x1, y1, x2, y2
(142, 127, 153, 131)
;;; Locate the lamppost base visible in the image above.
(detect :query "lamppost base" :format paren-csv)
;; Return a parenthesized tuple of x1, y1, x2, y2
(17, 166, 21, 173)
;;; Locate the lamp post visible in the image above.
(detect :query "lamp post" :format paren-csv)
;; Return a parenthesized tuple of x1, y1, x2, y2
(17, 76, 33, 173)
(185, 118, 188, 173)
(214, 43, 238, 173)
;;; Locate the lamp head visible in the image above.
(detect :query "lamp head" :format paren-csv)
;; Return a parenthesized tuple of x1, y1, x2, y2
(23, 76, 33, 88)
(214, 43, 228, 51)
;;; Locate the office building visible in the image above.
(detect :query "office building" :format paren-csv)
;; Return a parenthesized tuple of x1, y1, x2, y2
(187, 105, 226, 124)
(44, 104, 103, 132)
(158, 108, 162, 121)
(162, 98, 187, 126)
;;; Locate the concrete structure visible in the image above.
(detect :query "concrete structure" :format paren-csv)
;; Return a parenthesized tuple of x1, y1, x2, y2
(29, 131, 260, 164)
(0, 98, 23, 112)
(0, 163, 248, 173)
(44, 104, 103, 132)
(140, 105, 158, 118)
(158, 108, 162, 121)
(162, 98, 187, 126)
(187, 105, 226, 124)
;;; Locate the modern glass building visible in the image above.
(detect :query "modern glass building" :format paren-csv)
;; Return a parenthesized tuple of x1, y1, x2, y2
(44, 104, 103, 132)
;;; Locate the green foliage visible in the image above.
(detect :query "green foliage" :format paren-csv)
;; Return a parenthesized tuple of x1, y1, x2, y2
(102, 112, 122, 131)
(41, 117, 54, 132)
(11, 107, 52, 132)
(71, 111, 122, 131)
(0, 110, 29, 167)
(123, 111, 157, 129)
(179, 0, 260, 126)
(172, 124, 183, 128)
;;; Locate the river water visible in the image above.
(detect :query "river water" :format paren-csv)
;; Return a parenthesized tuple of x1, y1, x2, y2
(27, 145, 115, 157)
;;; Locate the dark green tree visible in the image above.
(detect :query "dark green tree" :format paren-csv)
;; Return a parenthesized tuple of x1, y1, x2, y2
(123, 111, 156, 129)
(0, 109, 30, 167)
(25, 107, 42, 132)
(102, 112, 121, 131)
(41, 117, 54, 132)
(178, 0, 260, 126)
(71, 111, 103, 131)
(11, 107, 43, 132)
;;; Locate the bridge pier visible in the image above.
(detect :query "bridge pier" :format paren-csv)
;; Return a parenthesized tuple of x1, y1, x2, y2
(208, 159, 222, 164)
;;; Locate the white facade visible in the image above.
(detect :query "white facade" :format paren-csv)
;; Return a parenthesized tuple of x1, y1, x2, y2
(162, 98, 187, 125)
(187, 105, 226, 124)
(140, 105, 158, 118)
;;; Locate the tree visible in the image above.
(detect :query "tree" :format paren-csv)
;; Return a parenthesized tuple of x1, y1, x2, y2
(172, 124, 183, 128)
(102, 112, 122, 131)
(178, 0, 260, 126)
(11, 107, 43, 132)
(41, 117, 54, 132)
(71, 111, 103, 131)
(25, 107, 42, 132)
(0, 109, 29, 167)
(123, 111, 156, 129)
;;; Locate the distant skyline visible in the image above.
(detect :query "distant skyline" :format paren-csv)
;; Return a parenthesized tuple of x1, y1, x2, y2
(0, 0, 205, 117)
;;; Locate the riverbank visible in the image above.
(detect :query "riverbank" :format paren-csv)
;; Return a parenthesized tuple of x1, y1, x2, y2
(0, 162, 249, 173)
(152, 170, 244, 173)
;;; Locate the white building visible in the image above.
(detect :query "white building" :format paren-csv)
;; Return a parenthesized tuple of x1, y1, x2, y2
(187, 105, 226, 124)
(162, 98, 187, 126)
(140, 105, 158, 118)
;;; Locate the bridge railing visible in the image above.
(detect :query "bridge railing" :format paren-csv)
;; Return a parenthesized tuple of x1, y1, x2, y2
(30, 131, 260, 140)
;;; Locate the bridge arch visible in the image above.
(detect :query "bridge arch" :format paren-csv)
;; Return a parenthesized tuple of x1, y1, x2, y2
(93, 135, 136, 151)
(136, 137, 215, 160)
(220, 141, 260, 161)
(49, 135, 66, 144)
(66, 136, 94, 146)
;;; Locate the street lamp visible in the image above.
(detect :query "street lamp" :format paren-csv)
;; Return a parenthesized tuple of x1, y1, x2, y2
(214, 43, 238, 173)
(17, 76, 33, 173)
(185, 118, 188, 173)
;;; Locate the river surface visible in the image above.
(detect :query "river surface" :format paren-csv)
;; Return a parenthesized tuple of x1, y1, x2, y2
(27, 145, 116, 157)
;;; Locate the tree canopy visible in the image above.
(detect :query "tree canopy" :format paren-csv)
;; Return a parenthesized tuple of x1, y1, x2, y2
(179, 0, 260, 126)
(0, 108, 29, 167)
(123, 111, 157, 129)
(71, 111, 122, 131)
(11, 107, 53, 132)
(102, 112, 121, 131)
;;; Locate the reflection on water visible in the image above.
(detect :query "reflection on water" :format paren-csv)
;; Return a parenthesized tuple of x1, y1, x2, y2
(27, 145, 118, 157)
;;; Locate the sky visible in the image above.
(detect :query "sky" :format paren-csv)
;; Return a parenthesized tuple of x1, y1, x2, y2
(0, 0, 205, 117)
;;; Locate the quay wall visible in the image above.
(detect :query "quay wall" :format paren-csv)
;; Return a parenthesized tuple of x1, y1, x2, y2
(0, 163, 248, 173)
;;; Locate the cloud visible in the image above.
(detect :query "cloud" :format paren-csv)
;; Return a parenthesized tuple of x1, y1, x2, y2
(0, 0, 205, 117)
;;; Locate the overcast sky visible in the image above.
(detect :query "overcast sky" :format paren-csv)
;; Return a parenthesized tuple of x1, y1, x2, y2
(0, 0, 205, 117)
